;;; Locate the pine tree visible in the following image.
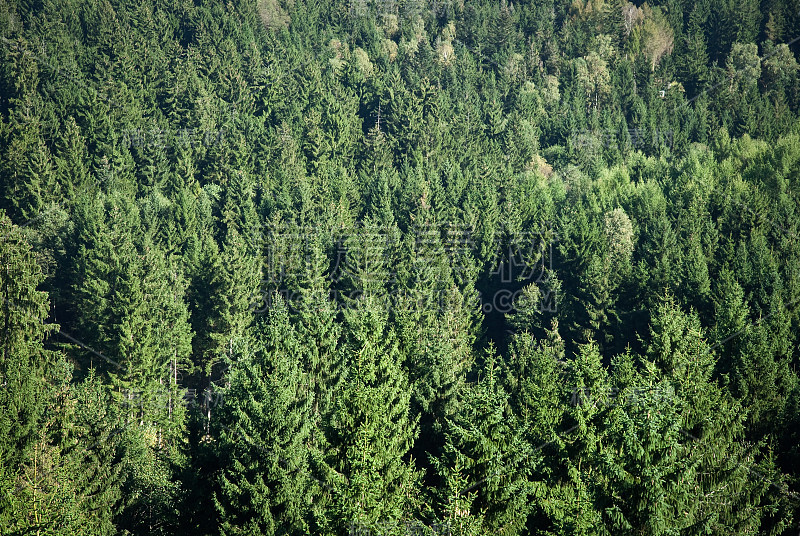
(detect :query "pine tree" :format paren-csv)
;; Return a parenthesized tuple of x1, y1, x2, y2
(427, 452, 485, 536)
(187, 170, 261, 399)
(504, 320, 567, 452)
(558, 206, 618, 349)
(393, 212, 478, 465)
(214, 296, 316, 535)
(185, 179, 259, 423)
(718, 285, 796, 443)
(324, 220, 421, 534)
(0, 213, 122, 535)
(433, 348, 531, 536)
(64, 192, 193, 533)
(70, 193, 188, 432)
(539, 341, 610, 536)
(12, 369, 124, 536)
(681, 4, 709, 98)
(636, 295, 787, 534)
(291, 227, 344, 429)
(0, 211, 58, 528)
(0, 117, 58, 225)
(53, 116, 91, 202)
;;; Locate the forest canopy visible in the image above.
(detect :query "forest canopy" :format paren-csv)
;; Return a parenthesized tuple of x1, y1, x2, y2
(1, 0, 800, 534)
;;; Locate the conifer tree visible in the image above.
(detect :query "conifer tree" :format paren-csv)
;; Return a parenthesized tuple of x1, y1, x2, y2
(0, 211, 57, 528)
(214, 296, 317, 536)
(433, 347, 530, 536)
(393, 211, 478, 460)
(635, 295, 786, 534)
(324, 219, 420, 534)
(291, 227, 344, 428)
(0, 214, 122, 535)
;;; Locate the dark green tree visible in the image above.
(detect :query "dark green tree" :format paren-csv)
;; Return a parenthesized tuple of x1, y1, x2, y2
(214, 296, 317, 535)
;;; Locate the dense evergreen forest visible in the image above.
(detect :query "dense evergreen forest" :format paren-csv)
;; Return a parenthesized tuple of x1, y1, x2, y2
(2, 0, 800, 533)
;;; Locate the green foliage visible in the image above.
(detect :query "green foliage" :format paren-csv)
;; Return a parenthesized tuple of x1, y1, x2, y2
(2, 0, 800, 533)
(0, 214, 122, 535)
(214, 297, 316, 535)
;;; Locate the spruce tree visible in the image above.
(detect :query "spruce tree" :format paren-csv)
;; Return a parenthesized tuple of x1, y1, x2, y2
(324, 219, 421, 534)
(0, 213, 122, 535)
(214, 296, 317, 535)
(0, 211, 58, 529)
(635, 295, 786, 534)
(433, 347, 531, 536)
(393, 212, 478, 462)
